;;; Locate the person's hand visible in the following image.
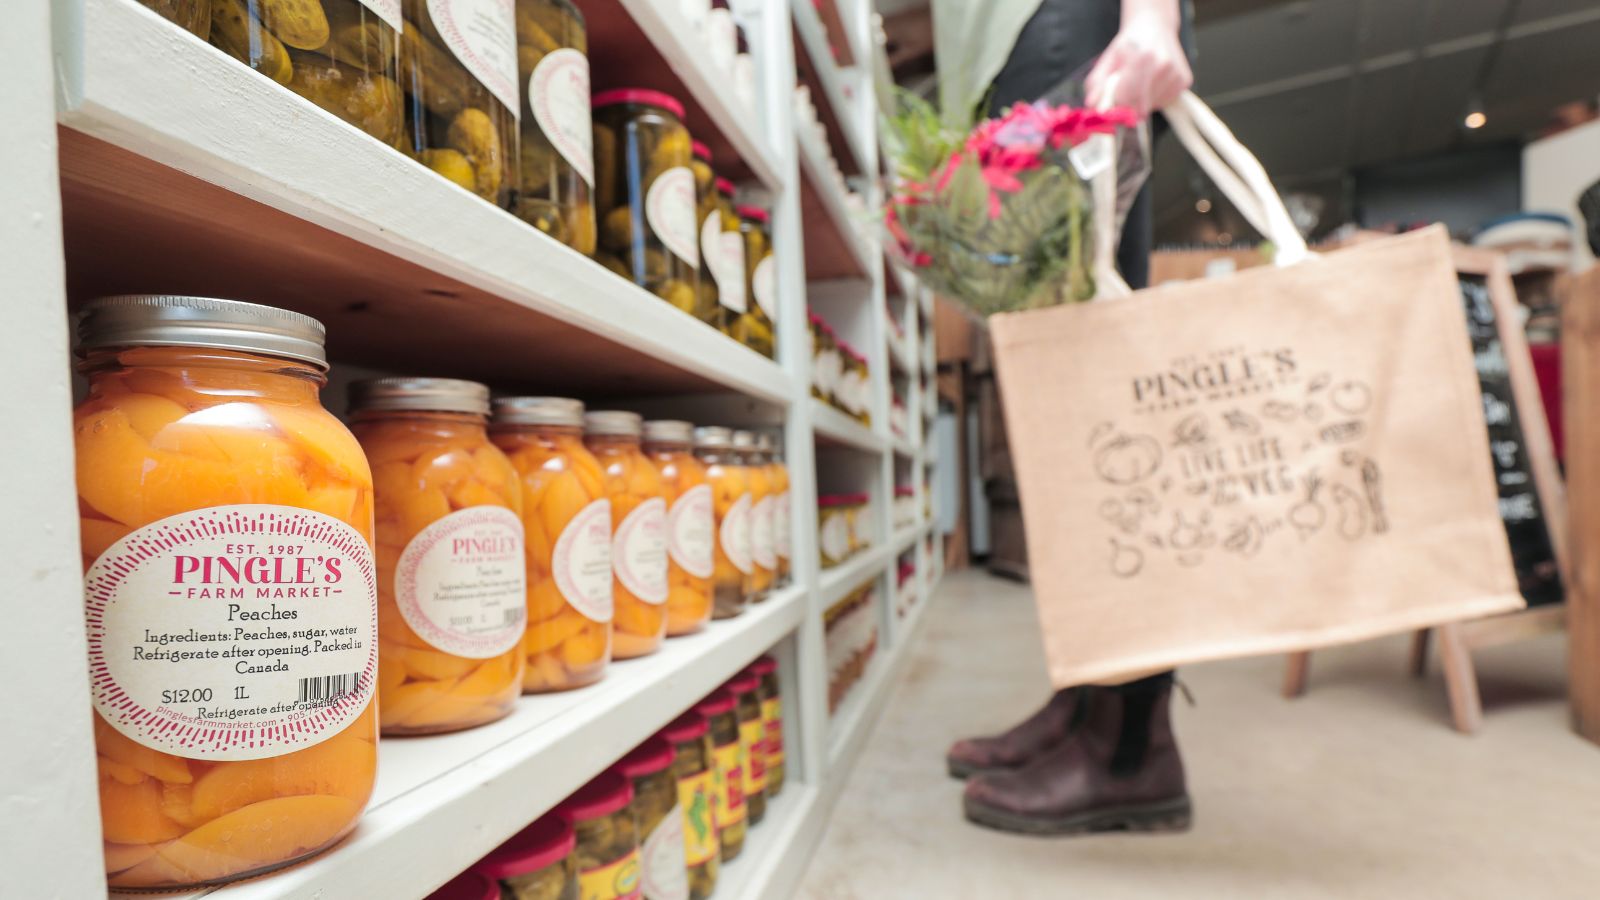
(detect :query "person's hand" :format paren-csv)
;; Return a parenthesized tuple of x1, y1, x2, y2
(1085, 1, 1193, 116)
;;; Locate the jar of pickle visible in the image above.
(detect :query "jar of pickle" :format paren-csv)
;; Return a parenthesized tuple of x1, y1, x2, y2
(836, 341, 870, 423)
(849, 492, 875, 552)
(732, 431, 773, 602)
(491, 397, 613, 692)
(689, 141, 724, 330)
(817, 494, 851, 568)
(731, 206, 776, 358)
(74, 296, 377, 889)
(711, 177, 748, 334)
(138, 0, 209, 37)
(618, 737, 688, 900)
(350, 378, 526, 735)
(558, 771, 641, 900)
(658, 712, 719, 899)
(428, 869, 503, 900)
(210, 0, 404, 146)
(760, 434, 791, 588)
(592, 89, 699, 313)
(694, 690, 746, 861)
(399, 0, 520, 207)
(807, 312, 836, 403)
(584, 411, 669, 659)
(477, 813, 579, 900)
(726, 672, 766, 825)
(642, 420, 714, 636)
(693, 426, 751, 619)
(750, 656, 784, 797)
(515, 0, 597, 254)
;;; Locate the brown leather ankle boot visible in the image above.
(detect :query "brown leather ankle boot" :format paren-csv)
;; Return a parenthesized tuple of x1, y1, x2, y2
(961, 674, 1191, 834)
(945, 687, 1085, 779)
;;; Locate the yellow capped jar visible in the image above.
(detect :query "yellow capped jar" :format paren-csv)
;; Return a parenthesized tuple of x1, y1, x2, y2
(642, 420, 715, 637)
(515, 0, 597, 254)
(692, 426, 751, 619)
(349, 378, 526, 735)
(74, 296, 377, 889)
(584, 412, 669, 660)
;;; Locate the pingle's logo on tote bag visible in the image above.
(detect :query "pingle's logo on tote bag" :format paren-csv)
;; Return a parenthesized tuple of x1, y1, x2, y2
(1131, 346, 1300, 412)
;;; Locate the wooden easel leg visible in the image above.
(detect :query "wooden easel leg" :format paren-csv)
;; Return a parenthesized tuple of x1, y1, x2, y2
(1282, 651, 1311, 698)
(1436, 623, 1482, 734)
(1409, 629, 1431, 677)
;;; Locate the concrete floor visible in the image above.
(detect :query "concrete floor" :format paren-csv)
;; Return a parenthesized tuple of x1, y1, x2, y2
(796, 569, 1600, 899)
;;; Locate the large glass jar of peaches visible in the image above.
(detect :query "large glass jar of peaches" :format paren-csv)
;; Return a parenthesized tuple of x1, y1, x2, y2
(73, 296, 377, 889)
(732, 430, 773, 603)
(642, 420, 715, 636)
(492, 397, 613, 691)
(349, 378, 526, 735)
(693, 426, 751, 619)
(583, 411, 669, 659)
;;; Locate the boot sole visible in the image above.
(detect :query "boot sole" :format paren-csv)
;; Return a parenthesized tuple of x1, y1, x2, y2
(963, 794, 1193, 836)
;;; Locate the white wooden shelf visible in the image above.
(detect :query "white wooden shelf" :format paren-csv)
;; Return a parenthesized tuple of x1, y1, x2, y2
(791, 0, 869, 175)
(812, 399, 886, 452)
(818, 543, 894, 608)
(891, 434, 916, 458)
(827, 592, 933, 767)
(133, 586, 806, 900)
(797, 124, 873, 281)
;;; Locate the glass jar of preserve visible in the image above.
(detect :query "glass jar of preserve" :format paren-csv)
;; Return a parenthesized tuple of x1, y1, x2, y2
(515, 0, 596, 254)
(558, 771, 641, 900)
(817, 495, 851, 568)
(692, 427, 751, 619)
(491, 397, 613, 692)
(428, 869, 502, 900)
(689, 141, 724, 329)
(659, 713, 719, 899)
(618, 737, 688, 900)
(694, 691, 746, 861)
(731, 206, 776, 358)
(399, 0, 521, 208)
(209, 0, 404, 146)
(592, 89, 700, 312)
(350, 378, 526, 735)
(760, 434, 791, 588)
(584, 412, 669, 659)
(138, 0, 209, 37)
(836, 341, 870, 423)
(726, 672, 766, 825)
(732, 431, 773, 602)
(74, 296, 377, 889)
(850, 492, 876, 552)
(807, 312, 832, 402)
(711, 177, 748, 335)
(750, 656, 784, 797)
(477, 814, 579, 900)
(641, 421, 714, 637)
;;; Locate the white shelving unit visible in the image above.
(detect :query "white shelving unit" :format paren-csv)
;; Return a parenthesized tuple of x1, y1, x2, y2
(8, 0, 942, 897)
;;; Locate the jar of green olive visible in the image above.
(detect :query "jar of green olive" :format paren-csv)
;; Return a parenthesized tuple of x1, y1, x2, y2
(618, 738, 689, 900)
(476, 814, 579, 900)
(557, 771, 641, 900)
(592, 89, 700, 313)
(514, 0, 596, 254)
(711, 177, 747, 339)
(750, 656, 784, 797)
(733, 205, 777, 359)
(694, 690, 746, 862)
(726, 672, 767, 825)
(137, 0, 209, 37)
(689, 141, 724, 330)
(659, 713, 719, 900)
(427, 869, 502, 900)
(399, 0, 521, 208)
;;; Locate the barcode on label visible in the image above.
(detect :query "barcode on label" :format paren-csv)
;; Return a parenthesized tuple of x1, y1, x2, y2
(298, 672, 361, 703)
(504, 607, 525, 625)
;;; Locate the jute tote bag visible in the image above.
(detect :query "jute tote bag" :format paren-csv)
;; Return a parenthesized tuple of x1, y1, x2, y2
(989, 93, 1523, 688)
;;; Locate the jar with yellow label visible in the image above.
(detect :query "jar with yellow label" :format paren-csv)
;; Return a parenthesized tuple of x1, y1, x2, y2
(209, 0, 404, 146)
(74, 296, 378, 889)
(592, 89, 699, 312)
(693, 427, 751, 619)
(514, 0, 596, 254)
(689, 141, 724, 330)
(694, 690, 745, 861)
(760, 435, 791, 588)
(399, 0, 521, 208)
(732, 431, 773, 602)
(711, 177, 748, 336)
(750, 656, 784, 797)
(491, 398, 613, 693)
(585, 412, 669, 660)
(732, 205, 776, 358)
(726, 672, 766, 825)
(658, 712, 718, 899)
(476, 814, 579, 900)
(642, 421, 715, 636)
(350, 378, 526, 735)
(558, 771, 641, 900)
(617, 737, 688, 900)
(138, 0, 209, 37)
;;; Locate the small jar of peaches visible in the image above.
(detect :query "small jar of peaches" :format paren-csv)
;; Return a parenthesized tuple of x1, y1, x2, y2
(641, 419, 715, 636)
(584, 411, 670, 659)
(692, 426, 751, 619)
(732, 430, 773, 603)
(73, 296, 378, 889)
(349, 378, 527, 735)
(492, 397, 614, 692)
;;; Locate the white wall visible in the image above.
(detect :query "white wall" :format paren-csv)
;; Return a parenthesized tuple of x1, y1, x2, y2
(1523, 118, 1600, 270)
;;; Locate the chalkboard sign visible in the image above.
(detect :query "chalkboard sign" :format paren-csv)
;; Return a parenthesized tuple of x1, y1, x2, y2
(1455, 250, 1566, 607)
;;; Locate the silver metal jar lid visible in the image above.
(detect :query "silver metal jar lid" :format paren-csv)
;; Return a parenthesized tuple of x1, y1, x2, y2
(731, 429, 757, 448)
(584, 410, 642, 437)
(493, 396, 585, 426)
(693, 425, 733, 449)
(642, 419, 694, 444)
(75, 295, 328, 369)
(349, 377, 490, 415)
